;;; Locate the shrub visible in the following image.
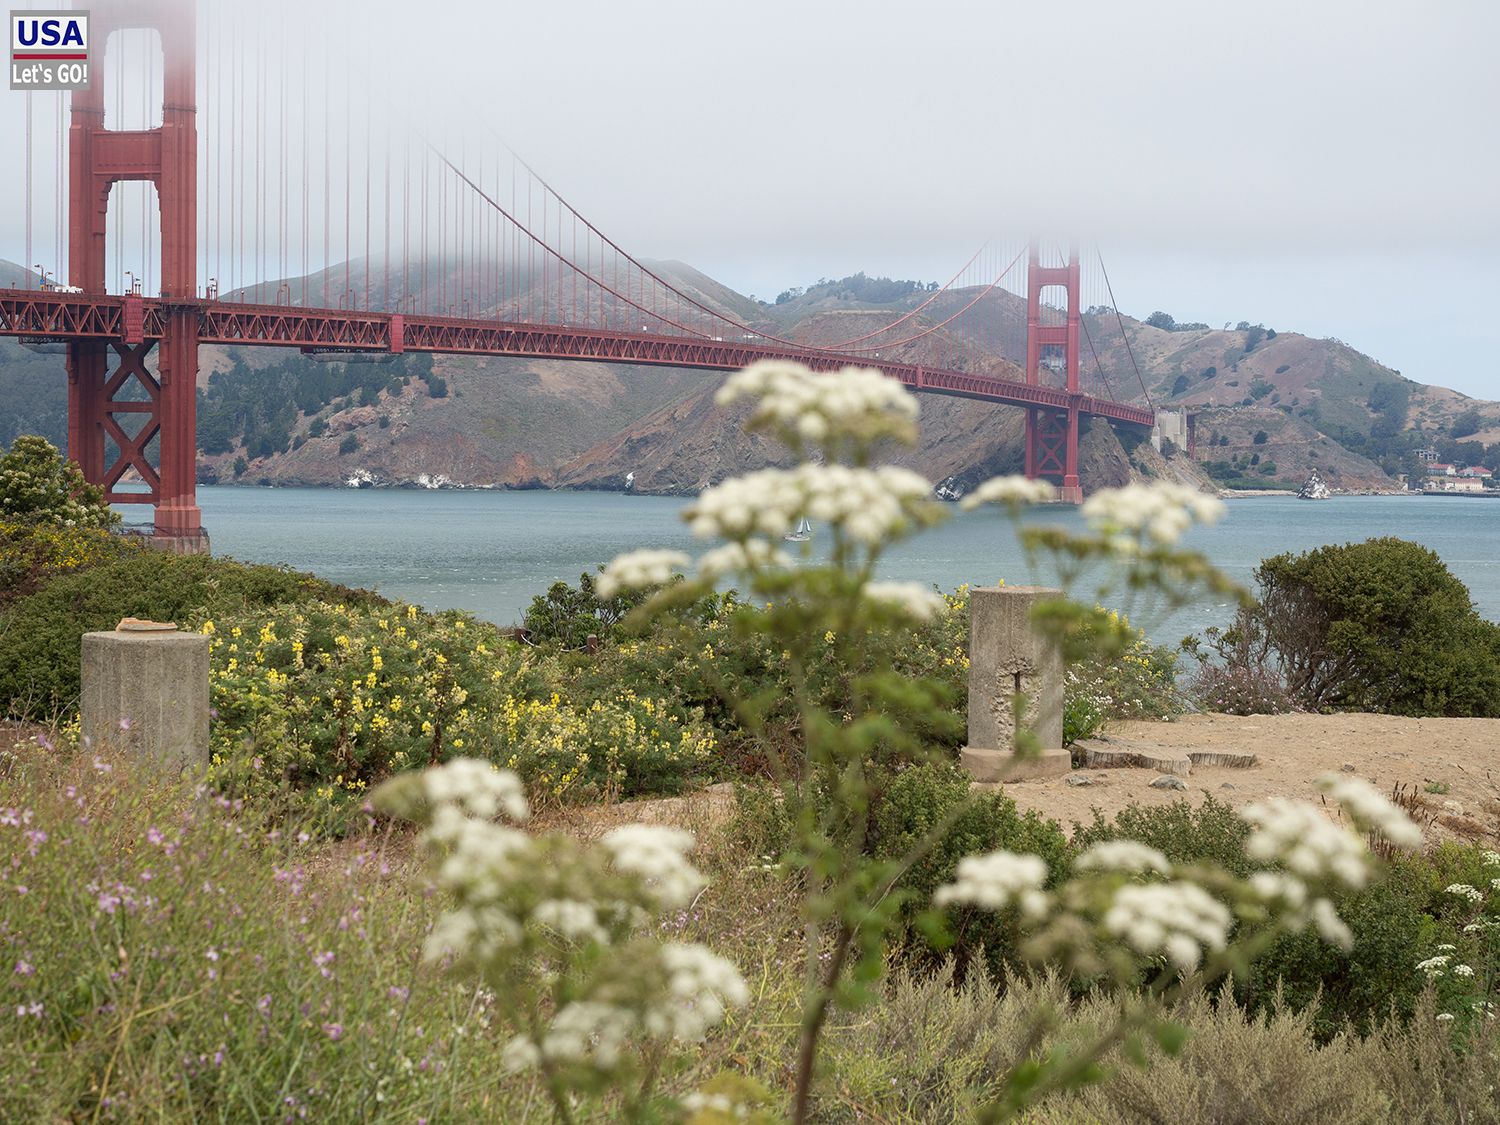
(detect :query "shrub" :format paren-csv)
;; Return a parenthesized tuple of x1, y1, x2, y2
(871, 762, 1071, 974)
(338, 433, 359, 455)
(1234, 538, 1500, 715)
(0, 435, 118, 528)
(1071, 796, 1255, 878)
(1191, 658, 1299, 714)
(828, 967, 1397, 1124)
(1062, 610, 1184, 736)
(204, 600, 719, 815)
(1246, 858, 1444, 1038)
(0, 521, 137, 611)
(0, 551, 384, 715)
(522, 571, 660, 648)
(1063, 672, 1107, 744)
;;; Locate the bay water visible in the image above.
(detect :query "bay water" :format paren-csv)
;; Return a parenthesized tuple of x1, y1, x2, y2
(181, 487, 1500, 643)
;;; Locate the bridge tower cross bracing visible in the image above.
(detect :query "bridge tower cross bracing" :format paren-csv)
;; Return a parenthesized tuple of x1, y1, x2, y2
(1022, 242, 1084, 504)
(66, 0, 205, 550)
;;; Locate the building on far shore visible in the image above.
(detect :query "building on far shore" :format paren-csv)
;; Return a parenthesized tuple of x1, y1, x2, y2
(1425, 473, 1484, 492)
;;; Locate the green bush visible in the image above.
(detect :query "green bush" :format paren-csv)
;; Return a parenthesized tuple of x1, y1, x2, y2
(522, 570, 662, 648)
(1247, 858, 1443, 1039)
(872, 762, 1071, 975)
(204, 599, 719, 816)
(0, 435, 119, 529)
(1071, 796, 1255, 878)
(0, 550, 385, 715)
(0, 521, 138, 611)
(1238, 538, 1500, 715)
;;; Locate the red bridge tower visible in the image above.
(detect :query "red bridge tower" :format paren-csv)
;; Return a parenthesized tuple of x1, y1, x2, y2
(66, 0, 206, 551)
(1023, 243, 1084, 504)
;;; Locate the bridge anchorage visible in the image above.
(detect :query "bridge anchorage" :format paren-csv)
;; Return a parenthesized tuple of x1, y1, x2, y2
(0, 0, 1157, 550)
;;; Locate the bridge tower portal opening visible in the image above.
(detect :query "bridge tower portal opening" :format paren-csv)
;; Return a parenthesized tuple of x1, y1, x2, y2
(1023, 243, 1084, 504)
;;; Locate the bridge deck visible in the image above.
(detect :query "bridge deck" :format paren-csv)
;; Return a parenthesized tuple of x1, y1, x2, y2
(0, 289, 1155, 427)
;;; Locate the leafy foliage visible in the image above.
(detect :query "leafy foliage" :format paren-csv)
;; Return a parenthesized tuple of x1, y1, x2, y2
(0, 435, 118, 528)
(1072, 798, 1255, 878)
(204, 601, 719, 817)
(0, 550, 384, 715)
(1222, 538, 1500, 715)
(775, 272, 937, 306)
(871, 762, 1071, 975)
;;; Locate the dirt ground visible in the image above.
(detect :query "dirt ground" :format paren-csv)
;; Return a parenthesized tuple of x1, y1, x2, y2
(1002, 712, 1500, 843)
(7, 712, 1497, 848)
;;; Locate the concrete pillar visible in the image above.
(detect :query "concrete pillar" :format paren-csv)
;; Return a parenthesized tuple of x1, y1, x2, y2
(960, 586, 1070, 782)
(81, 620, 210, 770)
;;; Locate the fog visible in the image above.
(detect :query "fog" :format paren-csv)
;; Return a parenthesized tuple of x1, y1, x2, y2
(2, 0, 1496, 395)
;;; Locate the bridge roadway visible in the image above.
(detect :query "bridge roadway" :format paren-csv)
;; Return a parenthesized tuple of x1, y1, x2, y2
(0, 288, 1155, 429)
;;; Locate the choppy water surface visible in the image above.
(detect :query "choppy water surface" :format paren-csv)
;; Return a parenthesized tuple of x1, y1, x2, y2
(187, 488, 1500, 641)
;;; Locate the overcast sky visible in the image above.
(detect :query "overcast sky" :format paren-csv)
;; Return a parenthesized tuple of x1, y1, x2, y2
(3, 0, 1496, 396)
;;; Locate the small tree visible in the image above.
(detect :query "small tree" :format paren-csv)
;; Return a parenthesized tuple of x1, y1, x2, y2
(1223, 538, 1500, 715)
(339, 433, 359, 455)
(0, 435, 119, 528)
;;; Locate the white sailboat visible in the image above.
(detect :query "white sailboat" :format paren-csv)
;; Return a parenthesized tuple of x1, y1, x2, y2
(784, 517, 813, 543)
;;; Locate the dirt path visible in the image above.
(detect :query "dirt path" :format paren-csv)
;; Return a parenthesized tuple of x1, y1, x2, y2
(1000, 712, 1500, 842)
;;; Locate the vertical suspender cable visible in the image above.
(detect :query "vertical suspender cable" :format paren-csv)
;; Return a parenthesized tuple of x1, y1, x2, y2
(344, 68, 351, 306)
(364, 97, 371, 310)
(24, 92, 31, 283)
(322, 58, 329, 306)
(383, 115, 390, 310)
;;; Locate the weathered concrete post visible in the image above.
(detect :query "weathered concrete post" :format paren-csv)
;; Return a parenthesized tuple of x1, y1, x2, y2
(81, 620, 210, 770)
(960, 586, 1071, 782)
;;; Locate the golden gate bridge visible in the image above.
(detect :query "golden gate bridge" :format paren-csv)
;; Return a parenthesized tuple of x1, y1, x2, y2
(0, 0, 1159, 551)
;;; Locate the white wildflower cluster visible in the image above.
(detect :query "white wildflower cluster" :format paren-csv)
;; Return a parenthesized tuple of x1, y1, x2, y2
(1103, 882, 1232, 971)
(696, 539, 793, 580)
(960, 474, 1057, 510)
(595, 549, 691, 600)
(715, 360, 919, 448)
(502, 942, 749, 1075)
(1314, 773, 1423, 849)
(601, 825, 705, 910)
(532, 899, 609, 943)
(681, 1091, 750, 1119)
(1446, 883, 1484, 904)
(1482, 851, 1500, 867)
(686, 463, 933, 546)
(862, 581, 948, 622)
(422, 758, 529, 823)
(379, 760, 748, 1085)
(1417, 954, 1452, 978)
(1080, 481, 1225, 547)
(1074, 840, 1172, 876)
(1248, 872, 1352, 951)
(507, 1000, 638, 1070)
(1241, 798, 1371, 889)
(933, 850, 1049, 919)
(643, 943, 753, 1041)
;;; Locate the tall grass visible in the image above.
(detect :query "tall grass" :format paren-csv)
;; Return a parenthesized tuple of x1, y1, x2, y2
(6, 749, 1499, 1122)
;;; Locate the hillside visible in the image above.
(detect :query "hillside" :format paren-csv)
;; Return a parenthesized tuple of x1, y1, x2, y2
(2, 256, 1496, 495)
